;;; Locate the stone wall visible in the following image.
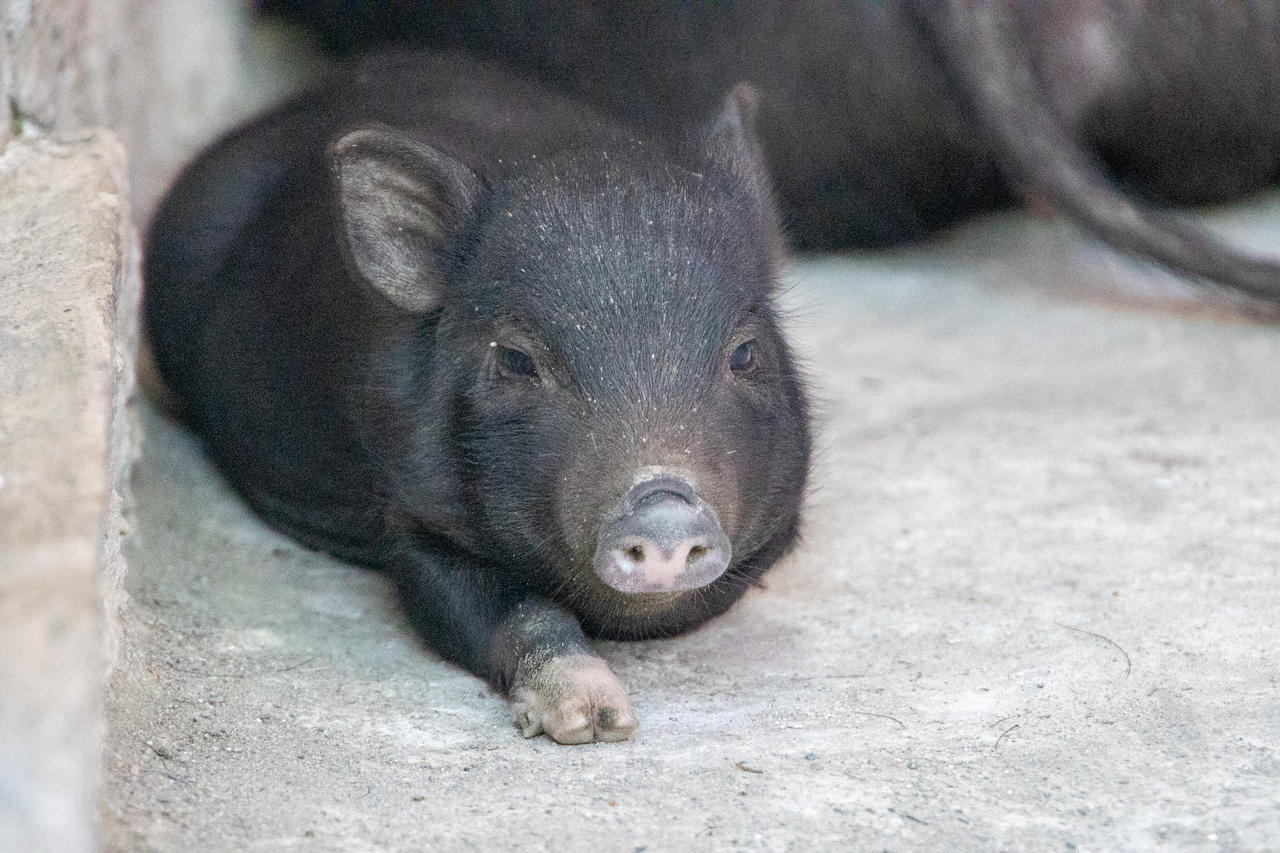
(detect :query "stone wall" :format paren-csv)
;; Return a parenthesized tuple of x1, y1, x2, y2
(1, 0, 118, 147)
(1, 4, 319, 849)
(2, 6, 128, 850)
(3, 0, 324, 210)
(0, 131, 135, 853)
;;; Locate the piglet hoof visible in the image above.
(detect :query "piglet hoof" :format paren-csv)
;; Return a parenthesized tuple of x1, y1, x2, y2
(509, 654, 637, 744)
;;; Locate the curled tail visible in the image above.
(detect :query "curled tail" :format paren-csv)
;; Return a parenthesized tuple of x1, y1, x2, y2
(917, 2, 1280, 305)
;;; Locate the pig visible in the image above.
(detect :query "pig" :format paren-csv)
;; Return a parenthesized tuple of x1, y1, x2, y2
(261, 0, 1280, 303)
(262, 0, 1011, 247)
(143, 51, 811, 743)
(922, 1, 1280, 303)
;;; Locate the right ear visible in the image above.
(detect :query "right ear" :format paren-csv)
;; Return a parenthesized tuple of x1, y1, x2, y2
(329, 125, 481, 313)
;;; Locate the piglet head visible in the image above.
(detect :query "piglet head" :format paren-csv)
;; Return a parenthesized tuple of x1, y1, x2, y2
(329, 88, 810, 639)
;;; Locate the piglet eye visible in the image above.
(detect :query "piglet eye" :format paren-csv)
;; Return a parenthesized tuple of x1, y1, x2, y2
(729, 340, 758, 374)
(497, 345, 538, 379)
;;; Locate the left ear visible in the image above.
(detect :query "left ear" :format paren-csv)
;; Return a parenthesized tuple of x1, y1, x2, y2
(684, 84, 785, 273)
(688, 83, 772, 201)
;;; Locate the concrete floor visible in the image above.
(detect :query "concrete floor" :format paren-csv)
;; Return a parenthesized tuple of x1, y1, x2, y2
(101, 195, 1280, 849)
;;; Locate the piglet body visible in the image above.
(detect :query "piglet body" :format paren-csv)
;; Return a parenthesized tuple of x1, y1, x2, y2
(144, 52, 811, 743)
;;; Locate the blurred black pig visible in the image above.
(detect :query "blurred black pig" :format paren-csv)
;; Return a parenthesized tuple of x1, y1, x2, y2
(143, 52, 811, 743)
(263, 0, 1280, 303)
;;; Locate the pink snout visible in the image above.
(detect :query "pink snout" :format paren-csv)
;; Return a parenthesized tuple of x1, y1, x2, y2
(593, 475, 731, 593)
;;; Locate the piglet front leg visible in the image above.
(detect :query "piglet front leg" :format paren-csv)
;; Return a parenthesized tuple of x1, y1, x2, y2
(491, 601, 637, 743)
(391, 542, 636, 744)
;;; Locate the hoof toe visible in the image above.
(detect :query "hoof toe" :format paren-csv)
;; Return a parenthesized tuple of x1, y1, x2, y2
(509, 655, 637, 744)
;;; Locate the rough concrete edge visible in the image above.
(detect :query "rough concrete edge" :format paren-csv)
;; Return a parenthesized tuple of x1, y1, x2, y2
(92, 129, 141, 851)
(97, 131, 139, 680)
(0, 14, 11, 151)
(0, 128, 135, 853)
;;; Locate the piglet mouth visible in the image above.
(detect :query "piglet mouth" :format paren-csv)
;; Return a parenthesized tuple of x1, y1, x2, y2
(592, 474, 732, 594)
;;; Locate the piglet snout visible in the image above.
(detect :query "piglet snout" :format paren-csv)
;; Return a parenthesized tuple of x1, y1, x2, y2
(593, 475, 731, 593)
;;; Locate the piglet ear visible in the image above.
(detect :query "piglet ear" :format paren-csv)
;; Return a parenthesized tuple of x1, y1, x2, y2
(689, 84, 784, 262)
(692, 83, 771, 198)
(330, 125, 481, 313)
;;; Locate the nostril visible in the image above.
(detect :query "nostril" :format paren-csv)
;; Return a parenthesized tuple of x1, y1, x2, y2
(625, 545, 645, 563)
(686, 544, 707, 564)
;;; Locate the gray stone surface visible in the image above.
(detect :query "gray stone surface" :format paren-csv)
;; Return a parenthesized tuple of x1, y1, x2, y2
(0, 132, 137, 853)
(1, 0, 323, 214)
(101, 199, 1280, 851)
(0, 0, 125, 146)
